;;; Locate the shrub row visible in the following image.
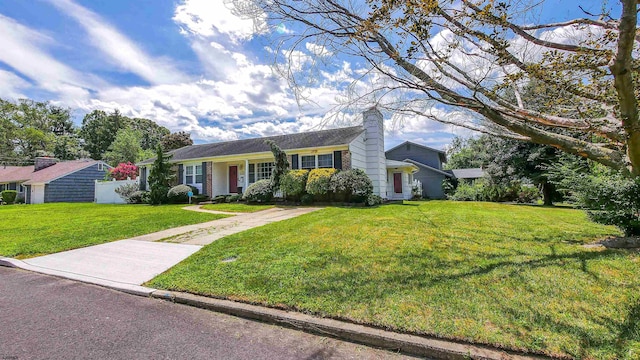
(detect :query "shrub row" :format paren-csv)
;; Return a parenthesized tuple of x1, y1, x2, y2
(243, 168, 375, 205)
(116, 183, 203, 204)
(446, 179, 540, 203)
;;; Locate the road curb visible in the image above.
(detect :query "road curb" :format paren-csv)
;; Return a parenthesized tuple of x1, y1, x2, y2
(0, 256, 155, 297)
(150, 290, 547, 360)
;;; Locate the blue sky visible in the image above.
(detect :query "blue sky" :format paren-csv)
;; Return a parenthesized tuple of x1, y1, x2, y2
(0, 0, 610, 150)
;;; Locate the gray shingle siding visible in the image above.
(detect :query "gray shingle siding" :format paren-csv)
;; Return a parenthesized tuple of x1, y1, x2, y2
(413, 167, 447, 199)
(44, 164, 106, 203)
(386, 143, 443, 169)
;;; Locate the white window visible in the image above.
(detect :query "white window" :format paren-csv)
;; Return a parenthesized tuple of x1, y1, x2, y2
(195, 165, 203, 183)
(98, 163, 104, 171)
(185, 166, 194, 184)
(317, 154, 333, 168)
(256, 162, 274, 180)
(301, 155, 316, 169)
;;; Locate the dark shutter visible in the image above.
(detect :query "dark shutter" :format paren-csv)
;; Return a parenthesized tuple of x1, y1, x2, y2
(249, 163, 255, 183)
(291, 154, 298, 169)
(178, 164, 184, 184)
(333, 151, 342, 170)
(201, 162, 207, 195)
(140, 167, 147, 191)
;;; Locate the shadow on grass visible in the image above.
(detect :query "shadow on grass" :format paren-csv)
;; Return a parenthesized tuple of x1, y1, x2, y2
(296, 246, 636, 357)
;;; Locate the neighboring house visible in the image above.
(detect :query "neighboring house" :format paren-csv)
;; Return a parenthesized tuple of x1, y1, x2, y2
(386, 141, 485, 199)
(0, 165, 35, 199)
(0, 157, 110, 204)
(139, 108, 419, 200)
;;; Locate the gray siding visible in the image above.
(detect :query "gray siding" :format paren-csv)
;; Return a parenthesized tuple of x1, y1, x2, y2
(44, 164, 107, 203)
(386, 143, 442, 169)
(414, 166, 447, 199)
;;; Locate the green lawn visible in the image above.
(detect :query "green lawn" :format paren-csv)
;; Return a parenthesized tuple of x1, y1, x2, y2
(0, 203, 227, 259)
(147, 201, 640, 359)
(200, 203, 275, 213)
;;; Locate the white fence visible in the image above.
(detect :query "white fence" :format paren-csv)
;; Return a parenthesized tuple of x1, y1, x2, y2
(95, 178, 137, 204)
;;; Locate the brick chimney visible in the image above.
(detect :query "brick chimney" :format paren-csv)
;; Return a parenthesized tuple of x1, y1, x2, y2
(363, 107, 387, 198)
(34, 157, 58, 171)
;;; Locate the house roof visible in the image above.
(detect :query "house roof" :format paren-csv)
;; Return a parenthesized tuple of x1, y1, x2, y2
(402, 159, 453, 177)
(448, 168, 485, 179)
(22, 160, 101, 185)
(0, 166, 35, 183)
(139, 126, 365, 165)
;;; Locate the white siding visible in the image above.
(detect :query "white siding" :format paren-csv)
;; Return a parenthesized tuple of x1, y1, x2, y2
(212, 162, 227, 196)
(363, 108, 387, 198)
(348, 133, 367, 170)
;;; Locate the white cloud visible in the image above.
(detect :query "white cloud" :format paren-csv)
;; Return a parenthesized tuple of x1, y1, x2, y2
(0, 14, 100, 100)
(49, 0, 187, 85)
(173, 0, 266, 43)
(0, 70, 30, 99)
(305, 42, 332, 57)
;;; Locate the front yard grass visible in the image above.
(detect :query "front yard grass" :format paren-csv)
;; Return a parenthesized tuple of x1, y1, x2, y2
(200, 203, 275, 213)
(0, 203, 228, 259)
(147, 201, 640, 359)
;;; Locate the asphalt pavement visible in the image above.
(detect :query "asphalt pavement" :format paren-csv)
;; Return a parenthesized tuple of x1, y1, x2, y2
(0, 267, 416, 360)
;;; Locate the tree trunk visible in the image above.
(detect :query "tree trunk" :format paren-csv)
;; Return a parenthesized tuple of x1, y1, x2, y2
(541, 181, 554, 206)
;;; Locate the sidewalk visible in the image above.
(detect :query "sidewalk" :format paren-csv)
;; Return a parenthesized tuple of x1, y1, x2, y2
(0, 206, 320, 293)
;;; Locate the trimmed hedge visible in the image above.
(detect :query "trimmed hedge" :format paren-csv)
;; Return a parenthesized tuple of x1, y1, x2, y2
(280, 170, 309, 201)
(243, 179, 273, 203)
(167, 184, 197, 204)
(306, 168, 337, 200)
(1, 190, 17, 204)
(329, 169, 373, 203)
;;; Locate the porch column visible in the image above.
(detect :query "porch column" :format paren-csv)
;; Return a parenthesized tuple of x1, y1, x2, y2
(244, 159, 249, 190)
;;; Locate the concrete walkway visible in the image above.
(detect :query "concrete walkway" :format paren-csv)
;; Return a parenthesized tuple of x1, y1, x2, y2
(131, 206, 320, 245)
(2, 206, 320, 292)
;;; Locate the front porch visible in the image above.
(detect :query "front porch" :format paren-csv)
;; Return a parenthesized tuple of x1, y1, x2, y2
(385, 160, 419, 200)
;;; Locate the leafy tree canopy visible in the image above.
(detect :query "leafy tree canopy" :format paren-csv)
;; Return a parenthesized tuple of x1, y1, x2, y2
(161, 131, 193, 151)
(232, 0, 640, 175)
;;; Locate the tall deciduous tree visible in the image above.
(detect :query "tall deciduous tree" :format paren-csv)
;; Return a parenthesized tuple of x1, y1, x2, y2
(80, 110, 127, 160)
(232, 0, 640, 175)
(0, 98, 76, 162)
(161, 131, 193, 151)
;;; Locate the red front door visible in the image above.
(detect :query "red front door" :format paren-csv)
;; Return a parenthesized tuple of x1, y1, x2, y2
(229, 166, 238, 193)
(393, 173, 402, 194)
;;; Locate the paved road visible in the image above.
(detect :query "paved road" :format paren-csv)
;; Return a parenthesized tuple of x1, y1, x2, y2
(0, 267, 417, 360)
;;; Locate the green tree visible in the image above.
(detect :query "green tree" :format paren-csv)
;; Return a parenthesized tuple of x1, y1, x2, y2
(234, 0, 640, 176)
(148, 145, 174, 205)
(161, 131, 193, 151)
(0, 98, 75, 161)
(53, 133, 88, 160)
(265, 140, 289, 191)
(103, 128, 145, 166)
(80, 109, 127, 160)
(127, 117, 170, 150)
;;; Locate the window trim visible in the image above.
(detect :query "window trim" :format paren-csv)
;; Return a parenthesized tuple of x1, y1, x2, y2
(184, 164, 203, 184)
(300, 154, 334, 170)
(255, 162, 274, 181)
(317, 154, 333, 168)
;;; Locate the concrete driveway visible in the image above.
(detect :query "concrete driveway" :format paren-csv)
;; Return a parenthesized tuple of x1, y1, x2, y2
(1, 206, 320, 293)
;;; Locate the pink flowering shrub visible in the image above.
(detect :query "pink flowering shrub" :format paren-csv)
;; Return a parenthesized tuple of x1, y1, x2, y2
(109, 162, 138, 180)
